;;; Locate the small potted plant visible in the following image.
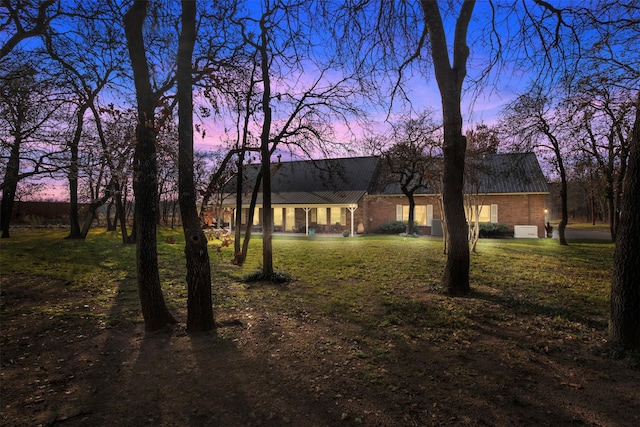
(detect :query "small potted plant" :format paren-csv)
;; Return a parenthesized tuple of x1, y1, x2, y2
(342, 229, 350, 237)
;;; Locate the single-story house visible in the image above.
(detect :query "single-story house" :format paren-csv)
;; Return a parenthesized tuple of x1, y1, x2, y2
(213, 152, 550, 238)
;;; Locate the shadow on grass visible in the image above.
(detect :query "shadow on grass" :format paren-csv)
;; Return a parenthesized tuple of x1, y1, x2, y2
(469, 288, 608, 330)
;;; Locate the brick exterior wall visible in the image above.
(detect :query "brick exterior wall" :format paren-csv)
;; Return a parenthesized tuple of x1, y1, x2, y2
(361, 193, 547, 238)
(216, 193, 547, 237)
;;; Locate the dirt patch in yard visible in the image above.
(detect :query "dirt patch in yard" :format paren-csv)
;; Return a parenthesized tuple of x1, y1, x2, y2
(1, 272, 639, 426)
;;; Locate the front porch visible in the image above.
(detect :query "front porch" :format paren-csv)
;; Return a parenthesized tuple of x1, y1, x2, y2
(225, 204, 363, 237)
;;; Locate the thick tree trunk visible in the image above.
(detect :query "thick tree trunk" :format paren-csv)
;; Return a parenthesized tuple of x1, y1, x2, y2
(124, 0, 176, 331)
(66, 106, 87, 240)
(0, 185, 16, 239)
(441, 115, 470, 295)
(609, 92, 640, 349)
(420, 0, 474, 295)
(177, 0, 214, 332)
(1, 135, 21, 238)
(258, 23, 274, 276)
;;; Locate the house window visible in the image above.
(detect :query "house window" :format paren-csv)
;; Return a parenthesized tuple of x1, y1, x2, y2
(240, 208, 261, 225)
(285, 208, 295, 231)
(395, 204, 431, 226)
(273, 208, 284, 226)
(340, 208, 347, 225)
(466, 204, 498, 223)
(311, 208, 317, 222)
(329, 207, 339, 225)
(317, 207, 328, 225)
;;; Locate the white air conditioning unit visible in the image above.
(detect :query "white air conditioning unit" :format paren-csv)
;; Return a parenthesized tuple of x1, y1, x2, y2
(513, 225, 538, 238)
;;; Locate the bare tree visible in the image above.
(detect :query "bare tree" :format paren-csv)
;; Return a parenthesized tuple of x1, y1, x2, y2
(97, 106, 137, 243)
(416, 0, 475, 295)
(380, 111, 441, 235)
(466, 124, 499, 155)
(177, 0, 214, 332)
(123, 0, 177, 331)
(610, 91, 640, 349)
(42, 4, 122, 239)
(234, 0, 368, 277)
(0, 0, 60, 59)
(122, 0, 244, 329)
(570, 78, 633, 240)
(331, 0, 585, 294)
(465, 124, 499, 252)
(0, 58, 65, 238)
(568, 1, 640, 349)
(508, 1, 640, 347)
(500, 85, 571, 245)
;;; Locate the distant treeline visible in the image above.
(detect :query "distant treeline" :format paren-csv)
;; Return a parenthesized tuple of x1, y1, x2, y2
(4, 201, 88, 221)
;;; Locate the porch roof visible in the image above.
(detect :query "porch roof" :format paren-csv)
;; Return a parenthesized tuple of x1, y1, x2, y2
(222, 190, 366, 208)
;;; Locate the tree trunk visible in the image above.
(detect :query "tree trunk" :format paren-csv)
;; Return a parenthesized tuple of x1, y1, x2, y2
(606, 188, 616, 240)
(609, 92, 640, 349)
(468, 192, 481, 253)
(441, 113, 471, 295)
(259, 22, 274, 276)
(124, 0, 176, 331)
(420, 0, 474, 295)
(437, 192, 448, 254)
(237, 170, 262, 266)
(0, 133, 21, 239)
(114, 181, 134, 244)
(407, 192, 415, 235)
(557, 152, 569, 246)
(79, 182, 114, 238)
(177, 0, 214, 332)
(66, 106, 87, 240)
(106, 200, 117, 231)
(234, 154, 245, 261)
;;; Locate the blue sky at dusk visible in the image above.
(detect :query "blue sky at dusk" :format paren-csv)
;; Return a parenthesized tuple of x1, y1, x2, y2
(2, 0, 601, 201)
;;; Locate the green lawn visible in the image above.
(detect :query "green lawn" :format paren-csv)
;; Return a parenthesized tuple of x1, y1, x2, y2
(0, 228, 614, 334)
(5, 228, 636, 426)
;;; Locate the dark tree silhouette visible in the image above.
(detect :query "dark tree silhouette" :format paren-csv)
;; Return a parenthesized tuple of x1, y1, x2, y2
(609, 91, 640, 349)
(177, 0, 214, 332)
(419, 0, 475, 295)
(123, 0, 176, 331)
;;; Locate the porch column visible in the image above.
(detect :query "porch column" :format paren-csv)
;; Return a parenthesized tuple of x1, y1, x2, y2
(348, 206, 357, 237)
(303, 207, 311, 236)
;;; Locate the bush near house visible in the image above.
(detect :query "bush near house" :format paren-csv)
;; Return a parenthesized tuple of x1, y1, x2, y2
(478, 222, 510, 238)
(377, 220, 419, 234)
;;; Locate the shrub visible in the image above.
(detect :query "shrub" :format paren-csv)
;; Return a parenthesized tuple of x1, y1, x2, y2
(377, 220, 407, 234)
(378, 220, 420, 235)
(478, 222, 510, 238)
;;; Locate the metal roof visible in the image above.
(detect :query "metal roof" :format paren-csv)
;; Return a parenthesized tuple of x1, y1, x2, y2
(374, 152, 549, 195)
(222, 153, 548, 207)
(465, 152, 549, 194)
(223, 156, 380, 207)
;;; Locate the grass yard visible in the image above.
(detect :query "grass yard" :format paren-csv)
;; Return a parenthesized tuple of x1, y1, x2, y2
(1, 228, 638, 426)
